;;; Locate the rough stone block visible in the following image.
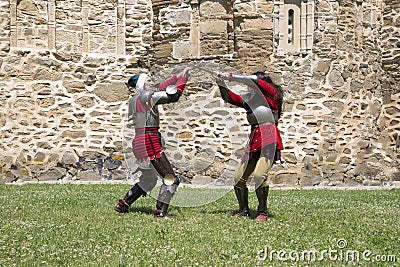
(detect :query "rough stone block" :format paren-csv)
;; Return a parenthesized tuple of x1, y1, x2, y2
(93, 82, 129, 102)
(77, 170, 102, 181)
(199, 0, 227, 16)
(63, 81, 86, 94)
(239, 18, 272, 31)
(200, 20, 227, 35)
(299, 176, 322, 187)
(61, 151, 79, 166)
(271, 172, 298, 187)
(234, 3, 255, 13)
(39, 167, 67, 181)
(153, 43, 173, 58)
(164, 8, 191, 26)
(172, 40, 191, 59)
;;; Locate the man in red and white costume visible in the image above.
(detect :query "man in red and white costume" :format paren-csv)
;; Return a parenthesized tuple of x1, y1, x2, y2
(115, 68, 190, 218)
(216, 71, 284, 222)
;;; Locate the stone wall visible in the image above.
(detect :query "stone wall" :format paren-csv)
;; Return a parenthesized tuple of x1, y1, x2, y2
(0, 0, 399, 187)
(273, 0, 399, 186)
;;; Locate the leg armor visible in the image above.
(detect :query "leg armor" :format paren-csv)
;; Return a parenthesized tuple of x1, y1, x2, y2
(255, 185, 269, 213)
(233, 186, 250, 217)
(114, 168, 157, 213)
(233, 157, 258, 189)
(232, 157, 257, 217)
(255, 185, 269, 222)
(151, 153, 179, 218)
(253, 144, 275, 222)
(137, 168, 158, 192)
(253, 156, 272, 190)
(154, 176, 180, 218)
(114, 183, 145, 213)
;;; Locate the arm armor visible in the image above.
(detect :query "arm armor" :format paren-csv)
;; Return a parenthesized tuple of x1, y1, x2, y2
(152, 86, 181, 105)
(229, 74, 258, 86)
(218, 85, 231, 103)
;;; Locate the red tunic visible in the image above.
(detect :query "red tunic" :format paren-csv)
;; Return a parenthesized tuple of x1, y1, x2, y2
(132, 74, 187, 161)
(224, 78, 284, 153)
(132, 128, 162, 160)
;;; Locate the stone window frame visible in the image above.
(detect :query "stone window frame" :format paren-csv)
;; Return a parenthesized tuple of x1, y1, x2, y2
(274, 0, 314, 54)
(9, 0, 127, 55)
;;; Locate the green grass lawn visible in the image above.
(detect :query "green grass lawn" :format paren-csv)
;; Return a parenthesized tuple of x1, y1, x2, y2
(0, 184, 399, 267)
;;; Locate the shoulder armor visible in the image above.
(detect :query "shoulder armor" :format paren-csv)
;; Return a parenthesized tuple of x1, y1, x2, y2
(140, 90, 155, 104)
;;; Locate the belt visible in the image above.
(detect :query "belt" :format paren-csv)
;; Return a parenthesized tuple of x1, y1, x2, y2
(251, 123, 274, 130)
(135, 128, 159, 135)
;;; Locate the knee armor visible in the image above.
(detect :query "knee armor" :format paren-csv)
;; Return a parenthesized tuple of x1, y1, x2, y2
(163, 174, 180, 186)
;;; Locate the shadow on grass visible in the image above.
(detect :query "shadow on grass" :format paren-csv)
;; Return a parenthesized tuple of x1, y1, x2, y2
(198, 208, 274, 220)
(129, 206, 155, 214)
(125, 204, 275, 220)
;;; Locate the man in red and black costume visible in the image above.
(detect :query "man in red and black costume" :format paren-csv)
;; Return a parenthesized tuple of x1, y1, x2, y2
(115, 68, 190, 218)
(215, 71, 284, 222)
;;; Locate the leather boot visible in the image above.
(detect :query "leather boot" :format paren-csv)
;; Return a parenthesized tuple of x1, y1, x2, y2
(233, 186, 250, 217)
(154, 182, 178, 219)
(156, 200, 163, 211)
(255, 185, 269, 222)
(154, 191, 173, 219)
(154, 202, 172, 219)
(114, 183, 145, 213)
